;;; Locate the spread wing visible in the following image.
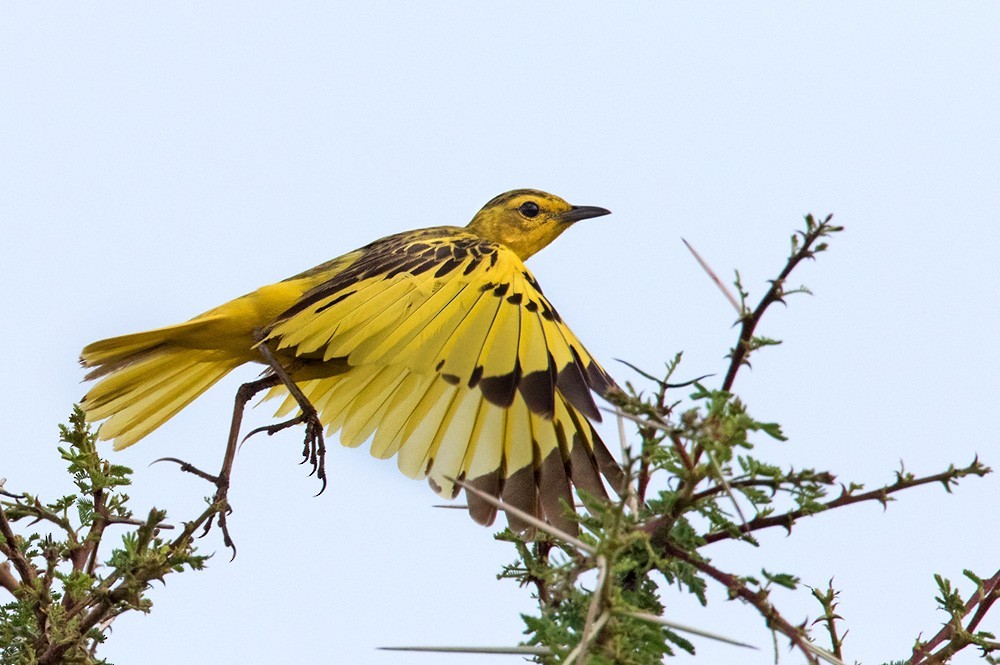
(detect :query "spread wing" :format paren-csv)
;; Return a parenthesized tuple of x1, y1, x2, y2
(264, 228, 625, 532)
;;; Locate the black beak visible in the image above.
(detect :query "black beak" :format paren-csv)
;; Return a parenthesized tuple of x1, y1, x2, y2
(558, 205, 612, 224)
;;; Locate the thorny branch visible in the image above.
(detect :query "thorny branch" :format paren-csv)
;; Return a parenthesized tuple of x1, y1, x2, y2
(657, 539, 820, 664)
(908, 569, 1000, 664)
(697, 458, 989, 545)
(722, 213, 840, 393)
(598, 214, 992, 663)
(810, 581, 846, 662)
(637, 457, 987, 548)
(611, 216, 847, 662)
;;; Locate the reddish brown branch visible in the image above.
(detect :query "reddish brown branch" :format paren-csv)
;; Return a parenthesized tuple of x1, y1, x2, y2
(908, 569, 1000, 664)
(722, 215, 837, 393)
(657, 538, 819, 664)
(700, 462, 987, 545)
(641, 459, 987, 546)
(965, 571, 1000, 634)
(0, 561, 19, 595)
(0, 504, 36, 585)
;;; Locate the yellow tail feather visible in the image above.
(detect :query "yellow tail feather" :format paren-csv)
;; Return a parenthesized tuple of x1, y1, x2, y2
(81, 343, 244, 450)
(80, 318, 224, 373)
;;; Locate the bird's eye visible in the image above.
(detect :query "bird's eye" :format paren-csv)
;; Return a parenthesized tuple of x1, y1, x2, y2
(519, 201, 540, 218)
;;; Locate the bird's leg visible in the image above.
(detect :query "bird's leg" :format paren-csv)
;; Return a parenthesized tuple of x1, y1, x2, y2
(154, 335, 326, 552)
(241, 333, 328, 494)
(155, 373, 282, 554)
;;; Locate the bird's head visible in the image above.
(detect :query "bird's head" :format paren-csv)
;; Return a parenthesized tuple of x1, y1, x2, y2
(466, 189, 611, 260)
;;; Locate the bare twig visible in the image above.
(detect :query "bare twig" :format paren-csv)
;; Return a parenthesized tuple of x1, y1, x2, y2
(567, 555, 609, 663)
(623, 611, 759, 649)
(682, 238, 742, 314)
(379, 645, 551, 655)
(639, 458, 988, 546)
(566, 613, 610, 663)
(687, 471, 836, 505)
(453, 478, 595, 554)
(0, 561, 19, 596)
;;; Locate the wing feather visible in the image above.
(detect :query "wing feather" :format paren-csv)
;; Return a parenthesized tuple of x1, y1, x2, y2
(275, 275, 411, 356)
(395, 379, 456, 478)
(351, 272, 475, 368)
(425, 388, 483, 498)
(461, 400, 507, 526)
(539, 312, 602, 420)
(317, 278, 425, 360)
(555, 395, 609, 502)
(501, 399, 539, 533)
(313, 380, 348, 429)
(514, 278, 557, 417)
(429, 288, 500, 383)
(474, 292, 522, 408)
(511, 270, 552, 376)
(390, 280, 485, 373)
(260, 228, 622, 530)
(405, 282, 496, 377)
(340, 368, 408, 447)
(368, 372, 433, 459)
(314, 366, 383, 436)
(537, 441, 574, 535)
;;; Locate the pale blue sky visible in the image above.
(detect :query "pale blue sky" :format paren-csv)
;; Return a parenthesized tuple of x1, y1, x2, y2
(2, 3, 999, 663)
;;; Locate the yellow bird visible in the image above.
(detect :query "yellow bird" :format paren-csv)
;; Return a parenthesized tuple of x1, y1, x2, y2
(81, 189, 625, 534)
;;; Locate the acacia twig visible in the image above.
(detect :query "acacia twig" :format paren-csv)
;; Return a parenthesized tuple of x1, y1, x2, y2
(722, 214, 840, 393)
(699, 458, 989, 545)
(810, 580, 846, 660)
(908, 569, 1000, 664)
(656, 538, 821, 664)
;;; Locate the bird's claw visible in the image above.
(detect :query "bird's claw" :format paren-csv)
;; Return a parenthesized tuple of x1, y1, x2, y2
(151, 456, 220, 484)
(241, 411, 328, 495)
(151, 456, 236, 556)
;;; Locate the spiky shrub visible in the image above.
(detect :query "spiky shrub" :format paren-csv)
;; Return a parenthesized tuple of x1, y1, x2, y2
(494, 216, 997, 665)
(0, 408, 209, 665)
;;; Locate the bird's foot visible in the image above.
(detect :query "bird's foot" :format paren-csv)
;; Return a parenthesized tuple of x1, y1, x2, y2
(152, 456, 237, 557)
(242, 411, 328, 495)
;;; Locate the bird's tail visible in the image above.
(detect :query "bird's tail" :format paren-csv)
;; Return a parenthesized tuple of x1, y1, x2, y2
(80, 321, 245, 449)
